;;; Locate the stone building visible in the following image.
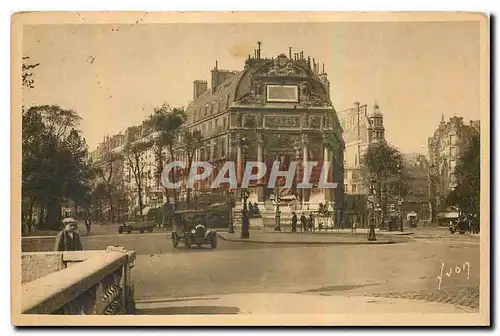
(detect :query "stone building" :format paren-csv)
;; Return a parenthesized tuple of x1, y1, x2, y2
(88, 125, 162, 222)
(338, 102, 386, 227)
(400, 152, 431, 223)
(89, 44, 346, 226)
(428, 115, 480, 222)
(179, 44, 345, 225)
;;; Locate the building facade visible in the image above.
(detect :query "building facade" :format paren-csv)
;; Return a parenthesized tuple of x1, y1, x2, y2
(428, 115, 480, 222)
(89, 44, 346, 224)
(179, 45, 345, 222)
(338, 102, 386, 227)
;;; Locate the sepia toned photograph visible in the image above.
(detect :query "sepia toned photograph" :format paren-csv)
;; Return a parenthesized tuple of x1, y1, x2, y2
(11, 11, 490, 326)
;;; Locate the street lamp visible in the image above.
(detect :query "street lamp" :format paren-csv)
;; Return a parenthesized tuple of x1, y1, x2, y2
(241, 189, 250, 238)
(398, 198, 404, 232)
(368, 176, 377, 241)
(397, 163, 404, 232)
(228, 189, 235, 233)
(274, 183, 282, 231)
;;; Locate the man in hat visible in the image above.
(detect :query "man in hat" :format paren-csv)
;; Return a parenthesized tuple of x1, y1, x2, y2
(55, 217, 83, 251)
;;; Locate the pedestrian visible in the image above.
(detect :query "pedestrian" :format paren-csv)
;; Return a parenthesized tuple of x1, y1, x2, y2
(55, 217, 83, 251)
(308, 213, 315, 232)
(84, 210, 91, 235)
(291, 212, 297, 232)
(351, 220, 357, 233)
(300, 213, 307, 232)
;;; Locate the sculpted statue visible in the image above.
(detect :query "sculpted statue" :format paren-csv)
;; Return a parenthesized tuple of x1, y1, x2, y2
(253, 80, 263, 95)
(310, 94, 325, 106)
(238, 91, 256, 104)
(300, 81, 309, 97)
(266, 56, 301, 76)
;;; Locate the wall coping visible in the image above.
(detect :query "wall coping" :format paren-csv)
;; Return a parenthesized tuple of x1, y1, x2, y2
(21, 249, 134, 314)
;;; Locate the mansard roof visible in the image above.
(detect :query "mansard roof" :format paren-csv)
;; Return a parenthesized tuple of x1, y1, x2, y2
(185, 54, 332, 116)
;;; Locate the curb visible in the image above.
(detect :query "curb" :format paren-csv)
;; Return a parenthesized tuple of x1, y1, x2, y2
(217, 234, 399, 245)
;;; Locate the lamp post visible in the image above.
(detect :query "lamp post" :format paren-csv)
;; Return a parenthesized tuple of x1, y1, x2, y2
(274, 185, 281, 231)
(397, 163, 404, 232)
(241, 189, 250, 238)
(228, 189, 235, 233)
(368, 176, 377, 241)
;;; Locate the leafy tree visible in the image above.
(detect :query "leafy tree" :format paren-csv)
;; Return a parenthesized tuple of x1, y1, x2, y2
(361, 140, 404, 228)
(144, 103, 185, 205)
(446, 134, 480, 220)
(22, 105, 90, 231)
(22, 56, 40, 89)
(123, 136, 150, 217)
(94, 151, 123, 222)
(180, 129, 203, 205)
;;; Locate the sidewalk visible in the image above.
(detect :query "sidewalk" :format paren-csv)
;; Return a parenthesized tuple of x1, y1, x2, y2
(218, 231, 408, 245)
(23, 224, 170, 239)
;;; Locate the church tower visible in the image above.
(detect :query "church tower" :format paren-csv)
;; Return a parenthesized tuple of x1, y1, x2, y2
(367, 101, 385, 143)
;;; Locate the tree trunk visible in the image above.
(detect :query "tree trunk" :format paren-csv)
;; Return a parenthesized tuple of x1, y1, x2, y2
(164, 188, 170, 204)
(108, 191, 114, 223)
(138, 184, 143, 216)
(168, 144, 178, 206)
(37, 201, 46, 230)
(186, 157, 193, 206)
(27, 199, 34, 235)
(46, 197, 62, 230)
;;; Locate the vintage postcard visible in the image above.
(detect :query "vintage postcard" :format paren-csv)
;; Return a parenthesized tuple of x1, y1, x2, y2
(11, 11, 490, 326)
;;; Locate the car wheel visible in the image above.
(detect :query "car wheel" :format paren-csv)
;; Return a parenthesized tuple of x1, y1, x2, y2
(184, 236, 192, 248)
(118, 227, 124, 234)
(210, 234, 218, 249)
(140, 229, 144, 233)
(459, 231, 465, 235)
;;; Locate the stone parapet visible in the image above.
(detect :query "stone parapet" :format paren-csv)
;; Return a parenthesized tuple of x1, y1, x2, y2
(21, 246, 136, 315)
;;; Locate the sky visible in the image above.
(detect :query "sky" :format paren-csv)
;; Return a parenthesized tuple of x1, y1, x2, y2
(22, 20, 481, 154)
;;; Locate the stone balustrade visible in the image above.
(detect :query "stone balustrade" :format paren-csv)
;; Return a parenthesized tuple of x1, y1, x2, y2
(21, 246, 136, 315)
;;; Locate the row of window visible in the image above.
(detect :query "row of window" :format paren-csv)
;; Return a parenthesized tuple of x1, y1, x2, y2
(190, 95, 232, 124)
(188, 115, 229, 138)
(372, 130, 384, 140)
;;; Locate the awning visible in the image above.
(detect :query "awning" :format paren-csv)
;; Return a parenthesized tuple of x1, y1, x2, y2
(438, 212, 459, 219)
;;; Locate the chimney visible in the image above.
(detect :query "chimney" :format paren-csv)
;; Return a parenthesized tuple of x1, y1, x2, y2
(289, 47, 292, 59)
(322, 63, 325, 74)
(257, 41, 262, 59)
(307, 56, 311, 69)
(193, 80, 208, 100)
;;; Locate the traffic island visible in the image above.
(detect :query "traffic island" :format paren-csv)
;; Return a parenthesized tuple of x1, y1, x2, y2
(218, 232, 406, 245)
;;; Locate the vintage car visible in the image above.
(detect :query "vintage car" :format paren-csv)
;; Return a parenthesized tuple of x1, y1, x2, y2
(171, 209, 218, 249)
(118, 219, 155, 234)
(118, 207, 157, 234)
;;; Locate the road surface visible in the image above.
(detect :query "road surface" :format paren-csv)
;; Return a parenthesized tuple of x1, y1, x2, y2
(21, 227, 480, 311)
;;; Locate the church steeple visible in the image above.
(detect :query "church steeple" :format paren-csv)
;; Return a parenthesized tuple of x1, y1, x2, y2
(367, 100, 385, 143)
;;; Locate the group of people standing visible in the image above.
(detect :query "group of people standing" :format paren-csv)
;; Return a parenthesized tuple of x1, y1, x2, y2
(290, 212, 316, 232)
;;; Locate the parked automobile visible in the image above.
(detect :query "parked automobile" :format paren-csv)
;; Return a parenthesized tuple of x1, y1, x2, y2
(118, 219, 155, 234)
(448, 219, 468, 234)
(171, 209, 218, 249)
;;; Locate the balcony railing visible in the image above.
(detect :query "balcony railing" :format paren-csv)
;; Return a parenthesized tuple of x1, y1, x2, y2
(21, 246, 136, 315)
